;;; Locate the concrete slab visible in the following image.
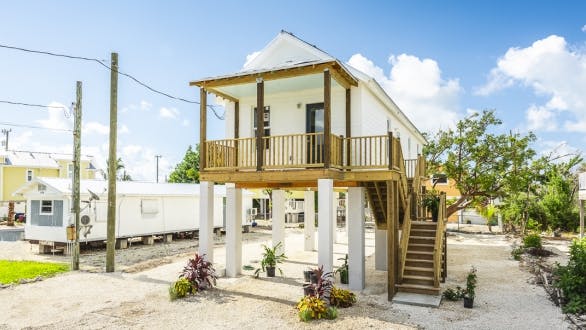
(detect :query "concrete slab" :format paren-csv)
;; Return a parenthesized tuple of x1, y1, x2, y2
(392, 292, 442, 308)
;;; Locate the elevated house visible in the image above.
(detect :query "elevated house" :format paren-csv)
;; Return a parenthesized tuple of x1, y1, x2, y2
(190, 31, 446, 298)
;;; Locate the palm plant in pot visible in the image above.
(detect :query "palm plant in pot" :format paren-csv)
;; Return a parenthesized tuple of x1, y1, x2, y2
(463, 266, 477, 308)
(254, 241, 287, 278)
(335, 254, 349, 284)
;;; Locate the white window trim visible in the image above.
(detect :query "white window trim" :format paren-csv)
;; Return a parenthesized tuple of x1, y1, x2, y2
(40, 200, 53, 215)
(26, 169, 34, 182)
(67, 163, 74, 178)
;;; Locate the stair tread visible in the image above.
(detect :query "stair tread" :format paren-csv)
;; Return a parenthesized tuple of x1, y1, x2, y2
(403, 274, 434, 281)
(411, 229, 436, 232)
(406, 258, 433, 263)
(405, 266, 434, 272)
(410, 236, 435, 239)
(407, 250, 434, 255)
(396, 283, 440, 291)
(408, 243, 435, 247)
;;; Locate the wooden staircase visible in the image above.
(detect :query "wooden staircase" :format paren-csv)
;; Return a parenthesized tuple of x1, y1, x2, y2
(396, 221, 441, 295)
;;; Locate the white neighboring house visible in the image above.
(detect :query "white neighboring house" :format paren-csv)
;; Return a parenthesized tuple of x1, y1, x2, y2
(14, 177, 252, 248)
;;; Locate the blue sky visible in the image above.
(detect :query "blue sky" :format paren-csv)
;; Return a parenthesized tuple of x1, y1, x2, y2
(1, 1, 585, 180)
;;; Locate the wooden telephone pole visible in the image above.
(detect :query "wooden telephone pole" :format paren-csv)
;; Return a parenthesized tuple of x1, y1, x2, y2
(72, 81, 82, 270)
(106, 53, 118, 272)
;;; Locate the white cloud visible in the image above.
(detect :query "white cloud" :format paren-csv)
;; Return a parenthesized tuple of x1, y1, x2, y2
(181, 119, 190, 127)
(140, 101, 152, 111)
(119, 124, 130, 134)
(159, 107, 179, 119)
(243, 51, 261, 69)
(582, 25, 586, 33)
(118, 144, 170, 181)
(83, 122, 109, 135)
(526, 105, 557, 131)
(36, 102, 72, 130)
(348, 53, 461, 132)
(477, 35, 586, 132)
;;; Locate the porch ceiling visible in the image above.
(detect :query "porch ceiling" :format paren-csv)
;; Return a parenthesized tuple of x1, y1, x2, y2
(212, 73, 340, 100)
(190, 60, 357, 101)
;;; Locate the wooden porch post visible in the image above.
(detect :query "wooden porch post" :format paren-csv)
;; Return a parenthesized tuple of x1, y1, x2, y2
(234, 101, 239, 167)
(324, 69, 331, 168)
(200, 88, 207, 171)
(386, 180, 398, 300)
(256, 78, 264, 171)
(388, 132, 393, 170)
(345, 88, 351, 168)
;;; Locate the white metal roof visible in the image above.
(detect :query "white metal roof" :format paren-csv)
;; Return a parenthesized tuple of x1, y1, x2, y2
(0, 151, 95, 169)
(14, 177, 233, 198)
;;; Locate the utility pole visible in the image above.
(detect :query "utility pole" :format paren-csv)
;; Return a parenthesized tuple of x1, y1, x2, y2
(155, 155, 161, 183)
(72, 81, 82, 270)
(1, 128, 11, 151)
(106, 52, 118, 273)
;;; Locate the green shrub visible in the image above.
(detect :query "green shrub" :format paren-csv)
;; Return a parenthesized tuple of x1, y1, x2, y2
(523, 233, 542, 249)
(330, 286, 356, 308)
(297, 295, 328, 322)
(442, 286, 464, 301)
(511, 246, 524, 260)
(169, 278, 196, 301)
(554, 238, 586, 314)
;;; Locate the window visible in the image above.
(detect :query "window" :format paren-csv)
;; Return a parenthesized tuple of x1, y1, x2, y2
(432, 173, 448, 185)
(40, 200, 53, 215)
(67, 163, 74, 178)
(141, 199, 159, 215)
(253, 106, 270, 149)
(26, 169, 33, 182)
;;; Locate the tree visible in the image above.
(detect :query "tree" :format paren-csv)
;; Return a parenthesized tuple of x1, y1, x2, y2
(169, 145, 200, 183)
(424, 110, 536, 217)
(102, 157, 132, 181)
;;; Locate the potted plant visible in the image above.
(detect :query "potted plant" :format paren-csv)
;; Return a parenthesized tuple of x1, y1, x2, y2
(463, 266, 477, 308)
(254, 241, 287, 277)
(335, 254, 349, 284)
(303, 268, 312, 282)
(422, 190, 440, 222)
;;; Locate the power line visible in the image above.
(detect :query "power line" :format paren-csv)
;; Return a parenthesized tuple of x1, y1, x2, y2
(0, 121, 72, 132)
(0, 43, 225, 120)
(0, 100, 69, 109)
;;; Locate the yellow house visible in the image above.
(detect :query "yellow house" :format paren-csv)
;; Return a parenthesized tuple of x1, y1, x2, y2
(0, 151, 97, 203)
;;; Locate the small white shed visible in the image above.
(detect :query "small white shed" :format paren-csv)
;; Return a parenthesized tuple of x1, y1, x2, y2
(14, 177, 253, 245)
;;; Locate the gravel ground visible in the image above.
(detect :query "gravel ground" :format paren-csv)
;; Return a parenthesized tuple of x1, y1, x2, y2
(0, 226, 573, 329)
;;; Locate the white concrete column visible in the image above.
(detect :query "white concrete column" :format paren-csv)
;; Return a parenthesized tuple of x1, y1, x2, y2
(333, 192, 339, 243)
(345, 192, 349, 236)
(272, 189, 286, 255)
(348, 187, 365, 290)
(303, 190, 315, 251)
(225, 183, 242, 277)
(318, 179, 334, 273)
(199, 181, 214, 262)
(375, 229, 387, 270)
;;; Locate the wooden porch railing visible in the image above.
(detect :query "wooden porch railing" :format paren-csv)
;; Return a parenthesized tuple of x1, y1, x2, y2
(204, 133, 423, 173)
(398, 195, 412, 283)
(433, 192, 447, 287)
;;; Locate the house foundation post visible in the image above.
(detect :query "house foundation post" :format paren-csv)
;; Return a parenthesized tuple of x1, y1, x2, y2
(303, 190, 315, 251)
(348, 187, 365, 290)
(333, 192, 339, 243)
(375, 229, 388, 270)
(318, 179, 334, 273)
(199, 181, 215, 262)
(272, 189, 285, 254)
(226, 183, 242, 277)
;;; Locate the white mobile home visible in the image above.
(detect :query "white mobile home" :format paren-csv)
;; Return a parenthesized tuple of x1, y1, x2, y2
(14, 178, 252, 249)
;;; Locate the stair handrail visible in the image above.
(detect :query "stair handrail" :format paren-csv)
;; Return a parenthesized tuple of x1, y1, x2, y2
(433, 192, 447, 287)
(398, 195, 411, 283)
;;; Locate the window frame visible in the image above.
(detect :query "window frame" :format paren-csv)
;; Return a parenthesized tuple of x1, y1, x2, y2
(26, 169, 34, 182)
(40, 200, 53, 215)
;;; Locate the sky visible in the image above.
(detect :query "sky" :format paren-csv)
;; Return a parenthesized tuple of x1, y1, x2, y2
(1, 1, 585, 181)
